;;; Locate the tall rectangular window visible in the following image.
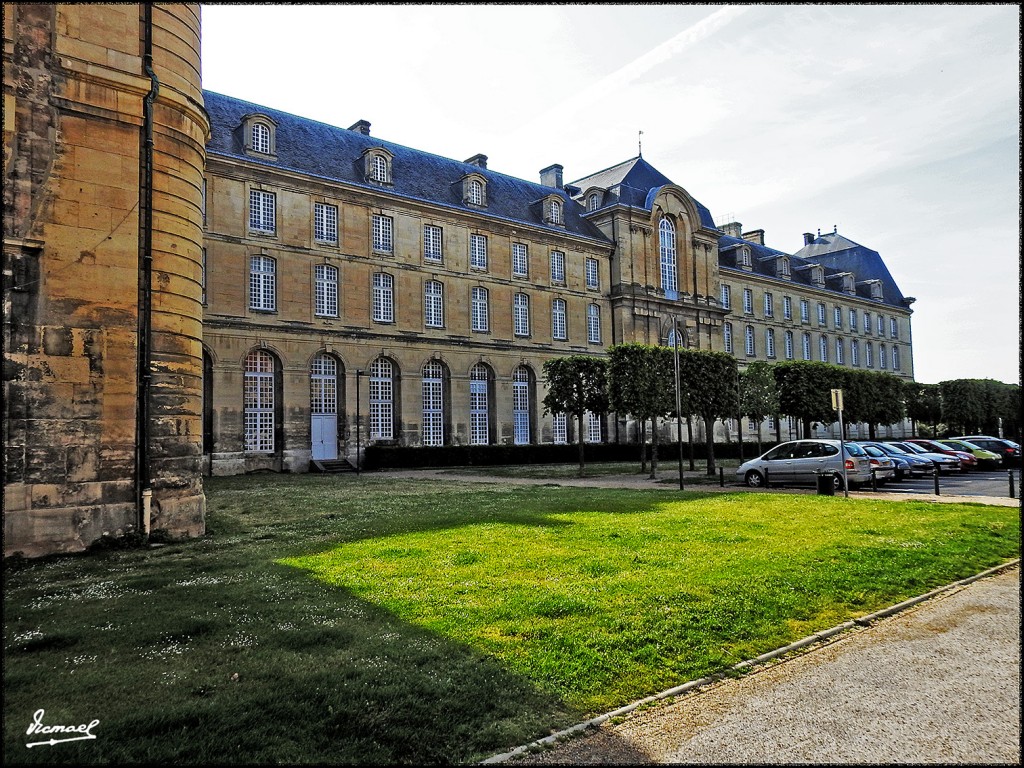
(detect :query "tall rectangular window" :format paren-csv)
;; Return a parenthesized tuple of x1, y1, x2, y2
(724, 322, 733, 354)
(764, 292, 774, 317)
(585, 411, 602, 443)
(373, 214, 393, 253)
(423, 224, 443, 262)
(550, 250, 565, 283)
(850, 308, 858, 331)
(834, 306, 842, 329)
(470, 365, 489, 445)
(721, 284, 732, 310)
(372, 273, 394, 323)
(552, 412, 568, 444)
(470, 234, 488, 270)
(244, 350, 275, 452)
(249, 190, 275, 233)
(315, 264, 338, 317)
(743, 288, 754, 314)
(877, 314, 885, 335)
(800, 299, 809, 322)
(784, 330, 794, 360)
(802, 332, 811, 360)
(879, 343, 887, 369)
(471, 286, 489, 331)
(745, 326, 756, 356)
(369, 358, 393, 440)
(512, 243, 528, 277)
(890, 317, 899, 339)
(552, 298, 567, 340)
(892, 346, 901, 370)
(863, 312, 871, 334)
(585, 257, 599, 289)
(817, 302, 826, 325)
(424, 280, 444, 328)
(783, 296, 792, 320)
(314, 202, 338, 244)
(866, 341, 874, 368)
(765, 328, 776, 358)
(587, 304, 601, 344)
(513, 293, 530, 336)
(249, 255, 276, 311)
(835, 337, 844, 364)
(421, 361, 444, 447)
(852, 339, 860, 366)
(513, 367, 530, 445)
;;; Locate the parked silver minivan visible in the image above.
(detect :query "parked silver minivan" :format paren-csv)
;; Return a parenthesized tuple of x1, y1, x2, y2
(736, 439, 873, 491)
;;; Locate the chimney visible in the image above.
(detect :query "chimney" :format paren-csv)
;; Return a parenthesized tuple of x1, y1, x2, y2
(803, 232, 815, 246)
(465, 154, 488, 169)
(348, 119, 371, 136)
(540, 164, 563, 189)
(742, 229, 765, 245)
(721, 221, 743, 238)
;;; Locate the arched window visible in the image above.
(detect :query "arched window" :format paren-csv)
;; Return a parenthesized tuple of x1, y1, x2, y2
(252, 122, 271, 154)
(372, 273, 394, 323)
(424, 280, 444, 328)
(369, 357, 394, 440)
(745, 325, 756, 356)
(471, 286, 489, 331)
(371, 154, 390, 183)
(587, 304, 601, 344)
(892, 346, 901, 371)
(765, 328, 776, 358)
(851, 339, 860, 366)
(587, 193, 600, 212)
(249, 255, 276, 310)
(784, 330, 794, 360)
(865, 341, 874, 368)
(819, 335, 828, 362)
(468, 179, 484, 205)
(551, 298, 567, 340)
(835, 337, 844, 364)
(244, 350, 276, 452)
(547, 199, 562, 225)
(879, 343, 887, 369)
(659, 218, 677, 293)
(310, 353, 337, 416)
(723, 322, 733, 354)
(513, 366, 531, 445)
(469, 364, 490, 445)
(421, 361, 444, 446)
(802, 332, 811, 360)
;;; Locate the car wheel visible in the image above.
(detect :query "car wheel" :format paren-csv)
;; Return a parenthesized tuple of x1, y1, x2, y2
(745, 470, 765, 488)
(831, 474, 845, 491)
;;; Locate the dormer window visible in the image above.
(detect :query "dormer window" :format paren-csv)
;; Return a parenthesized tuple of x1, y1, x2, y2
(777, 256, 791, 279)
(362, 148, 394, 185)
(842, 273, 855, 294)
(587, 193, 600, 212)
(241, 114, 277, 159)
(811, 266, 825, 286)
(547, 199, 563, 225)
(869, 280, 883, 301)
(738, 247, 752, 270)
(461, 173, 487, 207)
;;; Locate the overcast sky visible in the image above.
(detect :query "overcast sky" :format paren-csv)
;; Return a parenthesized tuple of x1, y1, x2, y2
(201, 4, 1020, 385)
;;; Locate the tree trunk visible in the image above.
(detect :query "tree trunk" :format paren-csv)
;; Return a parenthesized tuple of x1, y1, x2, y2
(704, 415, 717, 475)
(650, 416, 659, 479)
(687, 415, 695, 470)
(576, 412, 586, 477)
(639, 420, 647, 473)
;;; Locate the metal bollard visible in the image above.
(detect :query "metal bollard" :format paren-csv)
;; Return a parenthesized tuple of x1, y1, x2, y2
(871, 468, 877, 491)
(1010, 470, 1016, 499)
(764, 469, 770, 488)
(933, 470, 940, 495)
(719, 466, 724, 487)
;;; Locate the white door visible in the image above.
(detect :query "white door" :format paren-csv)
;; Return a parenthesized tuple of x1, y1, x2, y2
(310, 354, 338, 461)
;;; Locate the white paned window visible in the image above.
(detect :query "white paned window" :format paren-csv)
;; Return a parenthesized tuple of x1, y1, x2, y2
(587, 304, 601, 344)
(834, 307, 842, 329)
(471, 286, 489, 331)
(766, 328, 776, 358)
(835, 337, 844, 364)
(852, 339, 860, 366)
(892, 346, 901, 370)
(817, 302, 826, 325)
(659, 218, 677, 293)
(850, 309, 858, 331)
(863, 312, 871, 333)
(585, 411, 601, 443)
(802, 332, 811, 360)
(369, 357, 393, 440)
(249, 255, 276, 311)
(784, 330, 794, 360)
(252, 122, 270, 154)
(512, 243, 528, 277)
(314, 202, 338, 244)
(513, 366, 530, 445)
(745, 325, 756, 356)
(743, 288, 754, 314)
(552, 412, 568, 444)
(800, 299, 809, 322)
(470, 234, 488, 270)
(585, 258, 599, 289)
(783, 296, 792, 320)
(879, 343, 887, 369)
(371, 155, 390, 183)
(421, 361, 444, 447)
(866, 341, 874, 368)
(372, 214, 393, 254)
(550, 250, 565, 283)
(249, 189, 275, 233)
(724, 322, 733, 354)
(423, 224, 443, 262)
(587, 193, 599, 212)
(764, 292, 774, 317)
(468, 179, 483, 205)
(310, 354, 337, 415)
(890, 317, 899, 339)
(819, 335, 828, 362)
(314, 264, 338, 317)
(552, 298, 567, 340)
(513, 293, 530, 336)
(721, 284, 732, 310)
(547, 199, 562, 224)
(372, 272, 394, 323)
(470, 364, 489, 445)
(779, 257, 791, 277)
(424, 280, 444, 328)
(877, 314, 885, 335)
(244, 350, 275, 452)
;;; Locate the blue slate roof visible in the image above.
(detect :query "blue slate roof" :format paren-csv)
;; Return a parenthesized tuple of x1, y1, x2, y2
(203, 90, 609, 243)
(793, 232, 912, 307)
(569, 156, 718, 230)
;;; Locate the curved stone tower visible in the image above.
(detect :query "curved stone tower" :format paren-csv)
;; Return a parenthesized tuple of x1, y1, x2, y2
(3, 4, 209, 556)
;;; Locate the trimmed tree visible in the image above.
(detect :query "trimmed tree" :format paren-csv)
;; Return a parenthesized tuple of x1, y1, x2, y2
(739, 361, 780, 454)
(679, 348, 739, 475)
(542, 355, 609, 477)
(773, 360, 840, 438)
(608, 343, 675, 478)
(905, 382, 942, 436)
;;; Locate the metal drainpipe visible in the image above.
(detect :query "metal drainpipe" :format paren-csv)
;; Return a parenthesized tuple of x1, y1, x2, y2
(136, 3, 159, 533)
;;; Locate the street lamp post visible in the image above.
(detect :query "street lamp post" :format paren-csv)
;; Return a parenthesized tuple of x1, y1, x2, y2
(355, 369, 363, 477)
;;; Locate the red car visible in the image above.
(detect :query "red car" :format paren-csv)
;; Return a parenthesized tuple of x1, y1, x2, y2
(904, 439, 977, 471)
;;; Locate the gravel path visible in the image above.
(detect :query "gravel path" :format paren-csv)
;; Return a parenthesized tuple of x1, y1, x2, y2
(500, 565, 1021, 765)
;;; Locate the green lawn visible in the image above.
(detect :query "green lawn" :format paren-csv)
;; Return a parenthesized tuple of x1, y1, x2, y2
(3, 473, 1019, 765)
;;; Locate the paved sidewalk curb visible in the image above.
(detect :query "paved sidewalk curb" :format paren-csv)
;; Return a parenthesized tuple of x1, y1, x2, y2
(479, 558, 1021, 764)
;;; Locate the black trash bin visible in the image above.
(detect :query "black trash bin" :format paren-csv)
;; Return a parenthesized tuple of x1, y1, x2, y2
(816, 471, 836, 496)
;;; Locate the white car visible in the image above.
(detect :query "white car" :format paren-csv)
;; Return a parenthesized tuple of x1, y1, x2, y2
(736, 439, 873, 491)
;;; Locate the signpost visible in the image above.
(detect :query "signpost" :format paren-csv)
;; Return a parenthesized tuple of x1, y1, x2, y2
(831, 388, 848, 497)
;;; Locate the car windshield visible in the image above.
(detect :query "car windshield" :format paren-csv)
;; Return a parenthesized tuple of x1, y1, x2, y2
(898, 442, 930, 455)
(862, 445, 883, 457)
(843, 443, 866, 457)
(879, 443, 910, 455)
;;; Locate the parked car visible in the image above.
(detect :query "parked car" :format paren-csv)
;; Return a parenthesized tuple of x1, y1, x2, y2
(935, 439, 1003, 470)
(859, 441, 935, 479)
(888, 441, 961, 473)
(951, 435, 1022, 467)
(904, 438, 977, 471)
(858, 444, 897, 484)
(736, 439, 872, 491)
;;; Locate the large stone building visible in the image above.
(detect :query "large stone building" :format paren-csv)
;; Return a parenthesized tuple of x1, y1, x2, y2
(4, 4, 916, 556)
